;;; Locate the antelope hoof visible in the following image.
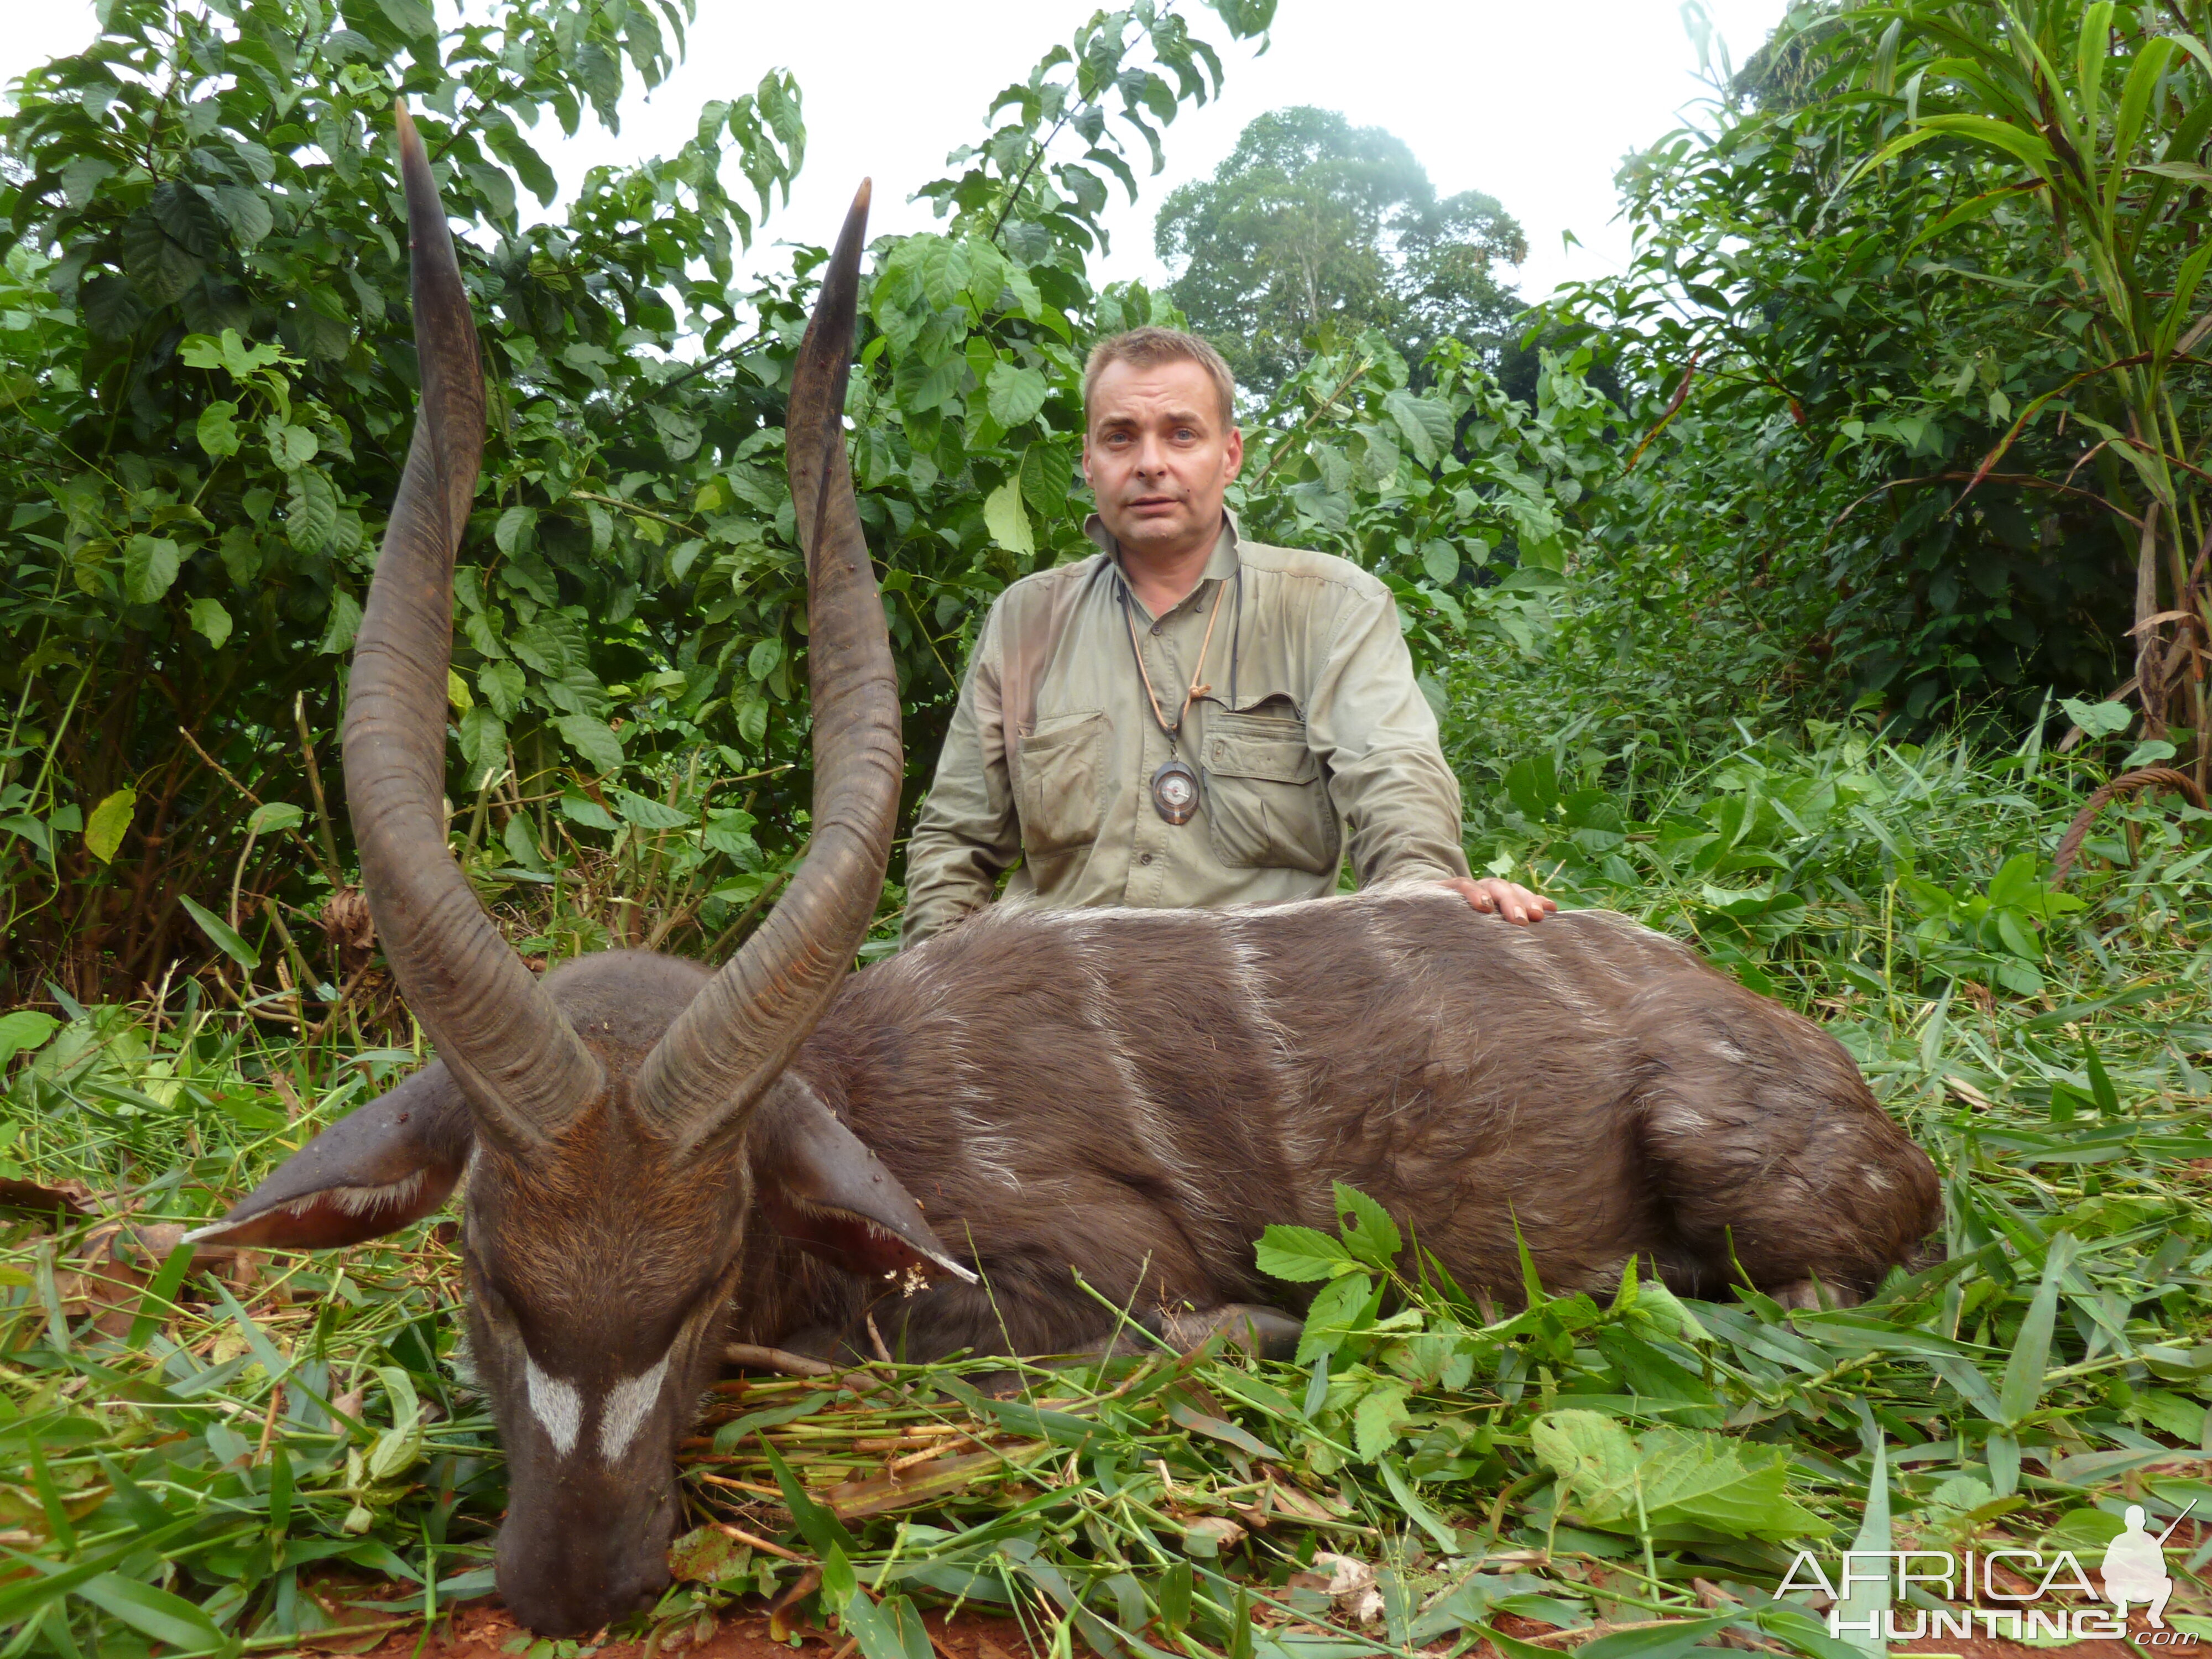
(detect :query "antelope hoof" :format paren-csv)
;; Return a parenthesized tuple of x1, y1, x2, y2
(1768, 1278, 1859, 1312)
(1159, 1303, 1303, 1361)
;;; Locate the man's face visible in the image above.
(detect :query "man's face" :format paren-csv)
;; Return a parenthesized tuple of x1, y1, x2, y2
(1082, 358, 1244, 561)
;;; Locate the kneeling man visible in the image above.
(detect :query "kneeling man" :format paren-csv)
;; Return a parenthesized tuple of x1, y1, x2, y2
(901, 326, 1550, 945)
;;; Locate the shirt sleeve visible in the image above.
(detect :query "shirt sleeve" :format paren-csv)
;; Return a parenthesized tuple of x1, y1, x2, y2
(900, 601, 1022, 946)
(1305, 581, 1473, 888)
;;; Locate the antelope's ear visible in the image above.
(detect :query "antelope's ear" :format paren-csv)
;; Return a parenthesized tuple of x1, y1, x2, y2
(752, 1076, 975, 1285)
(187, 1063, 473, 1249)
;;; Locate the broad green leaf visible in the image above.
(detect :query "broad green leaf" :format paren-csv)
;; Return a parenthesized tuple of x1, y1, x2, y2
(1020, 441, 1074, 519)
(59, 155, 114, 210)
(983, 477, 1035, 555)
(188, 596, 232, 649)
(74, 1573, 227, 1653)
(614, 789, 694, 831)
(0, 1010, 61, 1071)
(1333, 1181, 1402, 1270)
(120, 204, 204, 306)
(1531, 1410, 1827, 1540)
(986, 361, 1049, 429)
(1294, 1270, 1375, 1365)
(212, 181, 273, 247)
(179, 894, 258, 970)
(748, 636, 784, 683)
(367, 1365, 425, 1480)
(288, 467, 339, 555)
(495, 505, 538, 557)
(2059, 697, 2134, 736)
(914, 237, 973, 310)
(446, 668, 473, 712)
(195, 400, 240, 457)
(459, 706, 507, 784)
(1629, 1276, 1711, 1344)
(560, 789, 619, 831)
(502, 813, 547, 873)
(218, 525, 262, 588)
(479, 660, 525, 721)
(317, 589, 362, 655)
(462, 160, 518, 225)
(245, 801, 302, 835)
(1420, 540, 1460, 586)
(84, 789, 136, 864)
(217, 327, 283, 377)
(266, 421, 318, 468)
(375, 0, 435, 36)
(1255, 1224, 1356, 1282)
(1352, 1381, 1413, 1459)
(557, 713, 625, 775)
(1384, 388, 1451, 465)
(899, 352, 964, 412)
(122, 536, 181, 605)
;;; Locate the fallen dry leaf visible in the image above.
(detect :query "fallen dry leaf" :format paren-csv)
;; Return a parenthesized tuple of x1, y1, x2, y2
(1312, 1551, 1384, 1624)
(0, 1175, 100, 1219)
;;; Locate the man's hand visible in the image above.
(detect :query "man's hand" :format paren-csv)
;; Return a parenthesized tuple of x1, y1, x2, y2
(1442, 876, 1556, 925)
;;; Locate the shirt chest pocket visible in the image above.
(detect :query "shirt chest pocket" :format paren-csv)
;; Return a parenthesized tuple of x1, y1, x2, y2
(1203, 708, 1339, 874)
(1016, 710, 1110, 857)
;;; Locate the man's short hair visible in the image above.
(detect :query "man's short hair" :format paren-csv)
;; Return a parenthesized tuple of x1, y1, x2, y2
(1082, 327, 1238, 432)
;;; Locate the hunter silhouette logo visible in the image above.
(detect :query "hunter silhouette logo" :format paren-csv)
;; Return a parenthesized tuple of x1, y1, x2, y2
(1783, 1499, 2199, 1646)
(2104, 1501, 2194, 1629)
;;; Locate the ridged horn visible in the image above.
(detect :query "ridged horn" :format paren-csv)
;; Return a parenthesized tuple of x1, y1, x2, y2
(633, 181, 898, 1149)
(343, 108, 603, 1150)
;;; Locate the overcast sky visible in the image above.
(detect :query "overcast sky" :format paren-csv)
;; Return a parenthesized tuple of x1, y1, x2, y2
(3, 1, 1791, 304)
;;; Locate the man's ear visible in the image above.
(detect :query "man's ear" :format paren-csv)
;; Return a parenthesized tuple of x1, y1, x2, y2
(186, 1062, 473, 1249)
(751, 1076, 975, 1286)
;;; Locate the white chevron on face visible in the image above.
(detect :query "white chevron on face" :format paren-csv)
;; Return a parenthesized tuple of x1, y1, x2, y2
(522, 1344, 673, 1464)
(523, 1351, 581, 1456)
(597, 1352, 672, 1462)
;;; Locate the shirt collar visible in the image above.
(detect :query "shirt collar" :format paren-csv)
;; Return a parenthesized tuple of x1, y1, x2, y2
(1084, 508, 1243, 592)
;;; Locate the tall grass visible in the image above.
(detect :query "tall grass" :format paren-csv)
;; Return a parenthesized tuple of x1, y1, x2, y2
(3, 721, 2210, 1657)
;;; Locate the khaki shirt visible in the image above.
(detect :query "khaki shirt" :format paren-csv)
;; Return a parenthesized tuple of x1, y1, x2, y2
(900, 512, 1471, 945)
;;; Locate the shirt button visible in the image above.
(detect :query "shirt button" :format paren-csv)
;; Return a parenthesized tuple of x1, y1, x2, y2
(1150, 622, 1162, 635)
(1139, 852, 1154, 865)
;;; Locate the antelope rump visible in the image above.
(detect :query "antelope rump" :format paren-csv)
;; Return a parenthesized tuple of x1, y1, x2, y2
(189, 117, 1941, 1635)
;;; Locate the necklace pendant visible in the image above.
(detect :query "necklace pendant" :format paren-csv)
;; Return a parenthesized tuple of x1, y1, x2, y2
(1150, 758, 1200, 825)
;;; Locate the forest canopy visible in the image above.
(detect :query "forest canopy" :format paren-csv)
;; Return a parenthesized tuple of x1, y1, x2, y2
(1154, 105, 1528, 397)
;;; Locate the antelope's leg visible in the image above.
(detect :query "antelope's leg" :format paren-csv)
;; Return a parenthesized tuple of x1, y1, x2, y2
(1152, 1303, 1302, 1360)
